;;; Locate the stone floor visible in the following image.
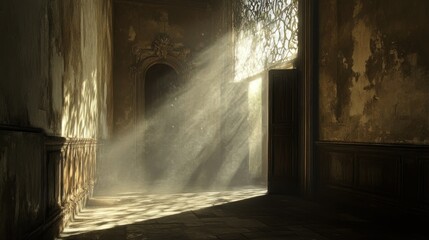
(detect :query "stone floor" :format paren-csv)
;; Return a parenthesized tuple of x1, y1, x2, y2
(57, 188, 428, 240)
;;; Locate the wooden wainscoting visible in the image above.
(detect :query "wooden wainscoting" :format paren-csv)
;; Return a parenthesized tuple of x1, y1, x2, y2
(0, 125, 98, 239)
(422, 157, 429, 205)
(316, 141, 429, 214)
(45, 137, 97, 235)
(0, 127, 46, 240)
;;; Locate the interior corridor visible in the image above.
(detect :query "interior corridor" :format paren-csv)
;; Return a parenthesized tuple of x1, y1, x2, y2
(1, 0, 429, 240)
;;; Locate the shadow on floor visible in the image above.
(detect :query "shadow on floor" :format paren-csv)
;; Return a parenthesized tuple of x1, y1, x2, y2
(57, 189, 428, 240)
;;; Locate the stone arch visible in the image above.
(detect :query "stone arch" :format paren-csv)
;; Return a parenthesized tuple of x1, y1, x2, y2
(135, 55, 187, 121)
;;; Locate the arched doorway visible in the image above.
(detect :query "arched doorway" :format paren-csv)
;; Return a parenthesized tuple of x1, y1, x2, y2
(141, 63, 181, 185)
(144, 64, 179, 116)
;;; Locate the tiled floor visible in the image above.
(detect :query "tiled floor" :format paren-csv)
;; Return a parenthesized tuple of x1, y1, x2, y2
(58, 188, 428, 240)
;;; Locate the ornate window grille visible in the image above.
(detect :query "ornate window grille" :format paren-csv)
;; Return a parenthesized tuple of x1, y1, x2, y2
(234, 0, 298, 81)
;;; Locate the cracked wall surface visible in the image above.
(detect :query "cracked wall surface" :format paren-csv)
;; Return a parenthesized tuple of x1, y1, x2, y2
(319, 0, 429, 144)
(51, 0, 113, 139)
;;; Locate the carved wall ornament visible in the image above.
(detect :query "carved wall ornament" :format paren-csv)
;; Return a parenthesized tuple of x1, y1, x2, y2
(153, 33, 174, 58)
(131, 33, 191, 74)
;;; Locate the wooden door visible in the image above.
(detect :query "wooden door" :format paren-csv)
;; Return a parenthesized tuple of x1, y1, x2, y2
(268, 69, 299, 194)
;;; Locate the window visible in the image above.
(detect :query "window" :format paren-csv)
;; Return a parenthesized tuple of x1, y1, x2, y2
(234, 0, 298, 81)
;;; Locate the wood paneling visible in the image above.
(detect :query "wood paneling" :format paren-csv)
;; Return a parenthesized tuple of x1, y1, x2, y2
(46, 151, 62, 216)
(0, 129, 45, 239)
(356, 154, 399, 196)
(326, 152, 354, 187)
(0, 125, 98, 239)
(422, 158, 429, 204)
(316, 142, 429, 214)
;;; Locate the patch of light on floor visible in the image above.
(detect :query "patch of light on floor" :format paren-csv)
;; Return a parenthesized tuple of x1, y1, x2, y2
(59, 187, 266, 238)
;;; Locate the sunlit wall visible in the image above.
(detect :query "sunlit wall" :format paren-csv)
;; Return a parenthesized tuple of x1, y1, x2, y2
(233, 0, 299, 185)
(48, 0, 113, 229)
(55, 0, 113, 139)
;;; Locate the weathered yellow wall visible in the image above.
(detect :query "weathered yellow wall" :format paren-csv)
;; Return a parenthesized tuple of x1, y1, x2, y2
(52, 0, 113, 139)
(319, 0, 429, 144)
(0, 0, 113, 139)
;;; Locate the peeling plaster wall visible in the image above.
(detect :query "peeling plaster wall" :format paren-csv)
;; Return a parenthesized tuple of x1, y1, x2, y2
(319, 0, 429, 144)
(0, 0, 113, 139)
(51, 0, 113, 139)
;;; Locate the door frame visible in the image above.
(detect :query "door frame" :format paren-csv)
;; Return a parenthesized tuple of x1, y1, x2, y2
(297, 0, 317, 196)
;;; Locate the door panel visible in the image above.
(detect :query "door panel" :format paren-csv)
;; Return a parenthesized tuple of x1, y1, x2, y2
(268, 69, 299, 194)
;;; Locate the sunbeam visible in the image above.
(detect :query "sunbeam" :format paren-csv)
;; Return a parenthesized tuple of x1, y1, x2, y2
(96, 0, 298, 195)
(96, 35, 266, 194)
(59, 188, 266, 238)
